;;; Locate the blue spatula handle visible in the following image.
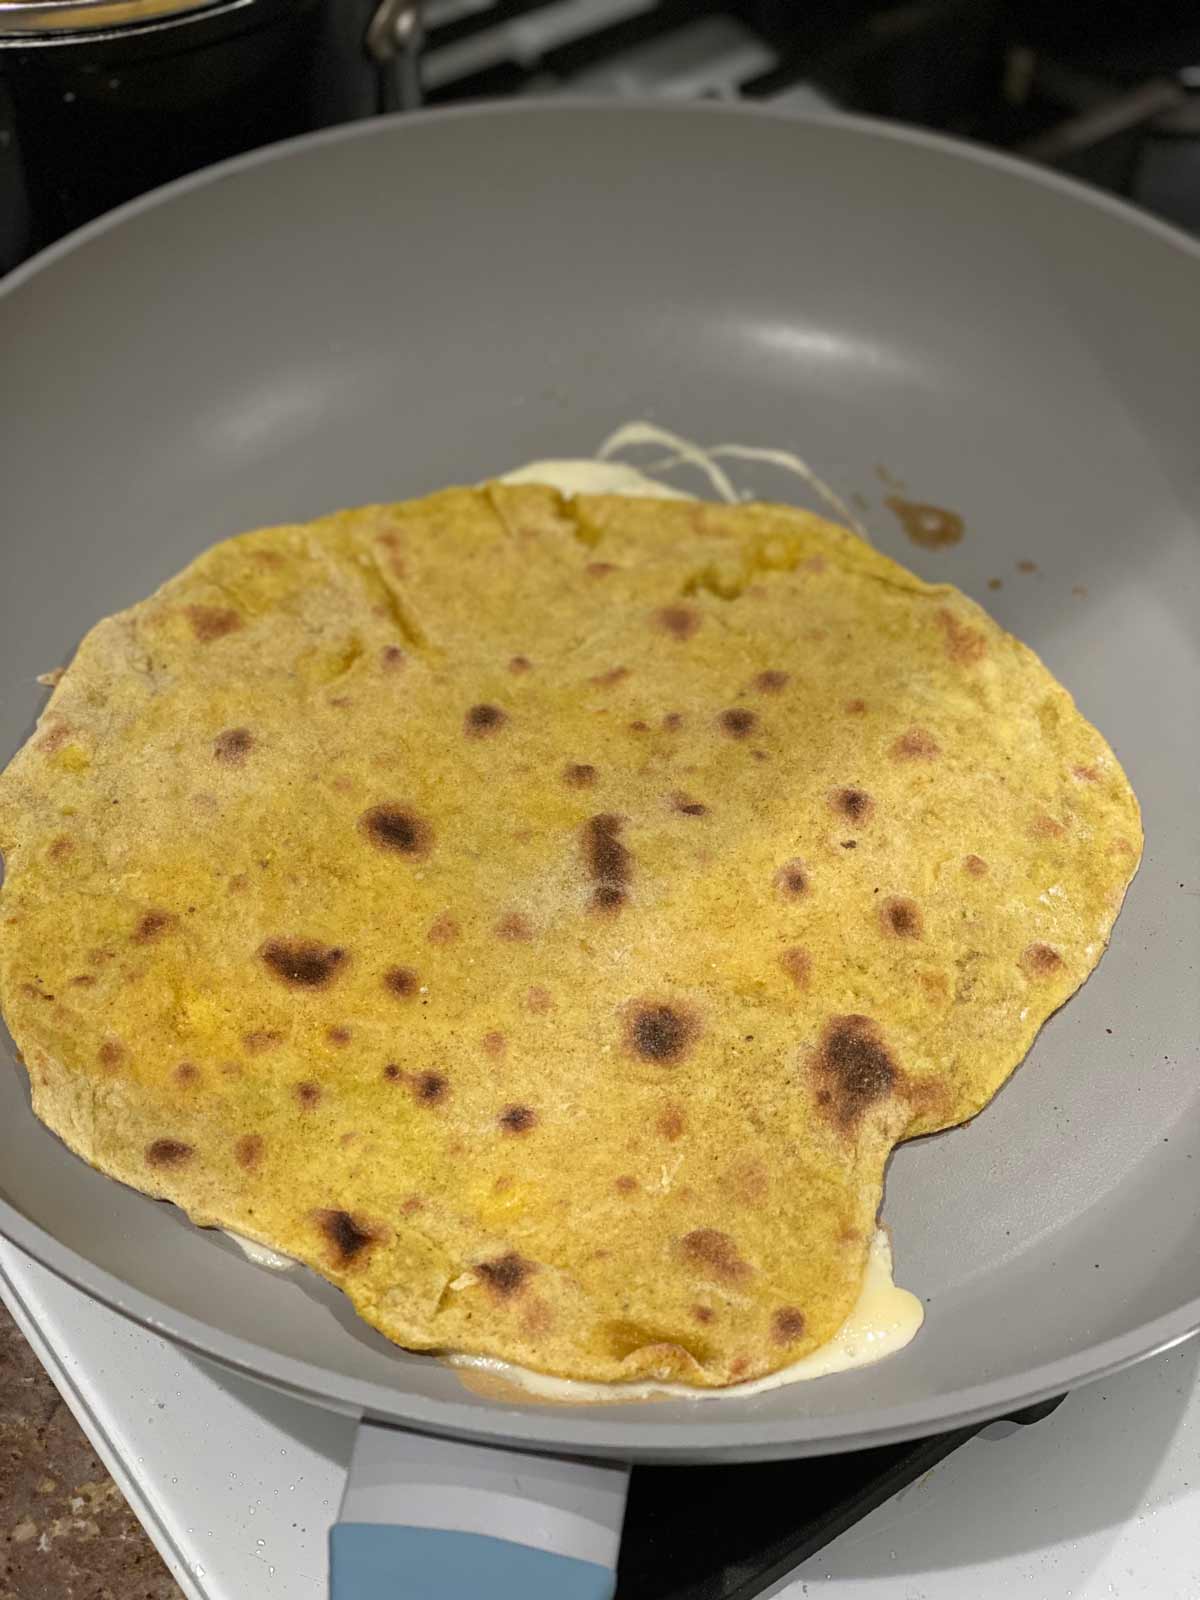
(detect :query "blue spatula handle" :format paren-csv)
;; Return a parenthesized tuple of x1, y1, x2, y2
(330, 1525, 617, 1598)
(329, 1422, 629, 1599)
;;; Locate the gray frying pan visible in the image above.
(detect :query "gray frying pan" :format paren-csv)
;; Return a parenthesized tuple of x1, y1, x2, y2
(1, 101, 1198, 1596)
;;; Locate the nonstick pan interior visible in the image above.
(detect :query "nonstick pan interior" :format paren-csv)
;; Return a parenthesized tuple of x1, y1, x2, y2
(0, 103, 1197, 1460)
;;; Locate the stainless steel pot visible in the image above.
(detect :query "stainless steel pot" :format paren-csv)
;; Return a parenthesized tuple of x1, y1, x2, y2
(0, 0, 423, 269)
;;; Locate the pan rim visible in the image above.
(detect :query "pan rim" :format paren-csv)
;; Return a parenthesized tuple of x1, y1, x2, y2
(2, 96, 1198, 1454)
(2, 1205, 1198, 1458)
(3, 97, 1200, 305)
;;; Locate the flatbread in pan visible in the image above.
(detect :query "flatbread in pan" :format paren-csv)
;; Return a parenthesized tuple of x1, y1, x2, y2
(0, 486, 1141, 1385)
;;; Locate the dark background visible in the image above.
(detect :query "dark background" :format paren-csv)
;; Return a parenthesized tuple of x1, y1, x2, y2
(3, 0, 1199, 275)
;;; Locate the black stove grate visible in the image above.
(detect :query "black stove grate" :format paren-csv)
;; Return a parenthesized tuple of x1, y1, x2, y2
(419, 0, 1200, 233)
(617, 1395, 1067, 1600)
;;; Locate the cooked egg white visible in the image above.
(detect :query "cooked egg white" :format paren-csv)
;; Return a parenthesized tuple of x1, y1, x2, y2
(497, 457, 693, 500)
(449, 1230, 923, 1401)
(223, 1232, 295, 1272)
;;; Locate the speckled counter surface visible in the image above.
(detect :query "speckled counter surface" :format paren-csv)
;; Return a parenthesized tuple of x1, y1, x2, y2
(0, 1304, 182, 1600)
(3, 1250, 1199, 1600)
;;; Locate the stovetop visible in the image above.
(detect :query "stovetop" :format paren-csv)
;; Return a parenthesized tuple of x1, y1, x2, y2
(418, 0, 1200, 236)
(3, 1240, 1198, 1599)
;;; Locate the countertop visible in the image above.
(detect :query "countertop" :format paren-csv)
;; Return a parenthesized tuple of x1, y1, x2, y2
(1, 1302, 182, 1600)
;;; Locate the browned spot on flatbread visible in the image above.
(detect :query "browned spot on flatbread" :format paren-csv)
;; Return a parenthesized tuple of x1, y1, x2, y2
(657, 1103, 686, 1141)
(881, 896, 923, 939)
(173, 1062, 200, 1087)
(814, 1015, 900, 1130)
(671, 792, 707, 816)
(586, 561, 616, 578)
(213, 727, 254, 765)
(563, 762, 597, 788)
(830, 787, 874, 823)
(294, 1081, 322, 1109)
(427, 912, 459, 945)
(724, 1159, 769, 1206)
(259, 938, 347, 988)
(134, 909, 175, 942)
(359, 804, 432, 857)
(1073, 764, 1101, 783)
(478, 1252, 534, 1298)
(315, 1208, 382, 1268)
(327, 1025, 352, 1046)
(243, 1029, 282, 1053)
(482, 1030, 506, 1058)
(1021, 942, 1064, 978)
(499, 1104, 537, 1134)
(844, 698, 867, 715)
(98, 1040, 125, 1070)
(525, 985, 553, 1014)
(584, 812, 631, 914)
(679, 1229, 751, 1284)
(1031, 814, 1066, 840)
(937, 608, 987, 664)
(775, 859, 809, 899)
(654, 605, 701, 640)
(891, 727, 940, 760)
(590, 666, 630, 689)
(718, 708, 757, 739)
(753, 670, 790, 694)
(384, 966, 419, 999)
(381, 645, 406, 670)
(615, 1175, 638, 1194)
(235, 1133, 264, 1170)
(37, 723, 71, 755)
(624, 1002, 698, 1066)
(772, 1307, 806, 1343)
(508, 655, 533, 673)
(521, 1297, 555, 1338)
(963, 854, 989, 877)
(496, 912, 533, 941)
(146, 1138, 193, 1168)
(662, 711, 684, 732)
(885, 495, 964, 548)
(186, 604, 242, 642)
(778, 947, 812, 988)
(48, 835, 74, 862)
(920, 969, 951, 1003)
(412, 1071, 448, 1105)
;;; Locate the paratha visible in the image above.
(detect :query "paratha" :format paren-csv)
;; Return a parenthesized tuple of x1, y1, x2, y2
(0, 485, 1141, 1387)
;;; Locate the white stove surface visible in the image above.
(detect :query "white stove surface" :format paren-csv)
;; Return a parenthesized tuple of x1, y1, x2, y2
(2, 1240, 1198, 1600)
